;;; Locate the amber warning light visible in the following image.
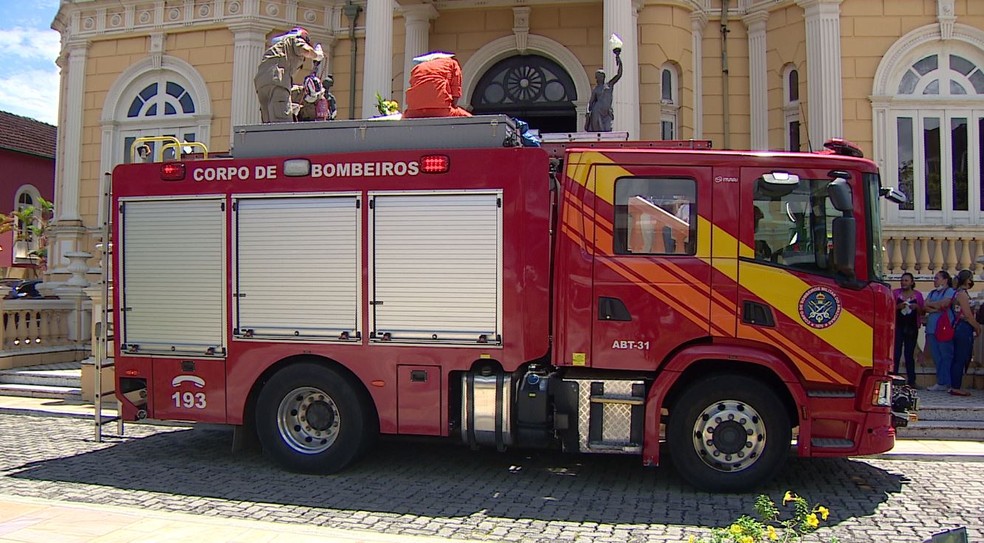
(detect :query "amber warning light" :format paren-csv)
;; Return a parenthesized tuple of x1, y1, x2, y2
(420, 154, 450, 174)
(160, 163, 186, 181)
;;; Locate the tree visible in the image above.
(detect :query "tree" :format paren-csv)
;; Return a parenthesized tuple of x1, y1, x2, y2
(0, 197, 53, 275)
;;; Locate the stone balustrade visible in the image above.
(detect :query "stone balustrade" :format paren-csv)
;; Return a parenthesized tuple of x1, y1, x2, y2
(882, 226, 984, 278)
(0, 299, 74, 350)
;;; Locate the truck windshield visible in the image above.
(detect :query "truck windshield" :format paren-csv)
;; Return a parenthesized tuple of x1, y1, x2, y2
(865, 172, 885, 282)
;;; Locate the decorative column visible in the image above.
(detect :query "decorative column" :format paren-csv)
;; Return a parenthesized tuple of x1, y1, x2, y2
(229, 23, 269, 141)
(603, 0, 640, 138)
(796, 0, 844, 150)
(48, 39, 89, 276)
(401, 4, 438, 104)
(691, 10, 707, 139)
(57, 41, 87, 224)
(361, 0, 394, 118)
(745, 10, 769, 150)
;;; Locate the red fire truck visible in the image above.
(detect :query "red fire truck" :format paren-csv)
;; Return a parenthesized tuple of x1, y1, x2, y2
(110, 116, 911, 492)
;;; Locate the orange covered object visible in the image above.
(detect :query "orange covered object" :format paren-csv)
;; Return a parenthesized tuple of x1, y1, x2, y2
(404, 57, 471, 118)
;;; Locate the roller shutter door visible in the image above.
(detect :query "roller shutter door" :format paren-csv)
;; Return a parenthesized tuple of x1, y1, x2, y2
(234, 196, 360, 338)
(370, 192, 501, 343)
(119, 198, 225, 356)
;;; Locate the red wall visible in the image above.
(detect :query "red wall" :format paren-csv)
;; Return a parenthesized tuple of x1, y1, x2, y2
(0, 148, 55, 214)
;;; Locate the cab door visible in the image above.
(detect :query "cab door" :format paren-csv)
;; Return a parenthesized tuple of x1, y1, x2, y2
(590, 163, 713, 371)
(736, 166, 873, 386)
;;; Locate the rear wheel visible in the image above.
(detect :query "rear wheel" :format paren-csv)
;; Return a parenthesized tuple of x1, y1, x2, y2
(256, 363, 372, 474)
(667, 374, 791, 492)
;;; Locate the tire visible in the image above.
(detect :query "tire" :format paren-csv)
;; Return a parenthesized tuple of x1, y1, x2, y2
(667, 374, 791, 493)
(256, 363, 372, 474)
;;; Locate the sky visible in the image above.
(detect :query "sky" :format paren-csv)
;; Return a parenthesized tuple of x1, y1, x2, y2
(0, 1, 62, 126)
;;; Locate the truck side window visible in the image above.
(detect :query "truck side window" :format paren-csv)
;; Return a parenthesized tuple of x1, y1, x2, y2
(613, 177, 696, 255)
(752, 177, 838, 274)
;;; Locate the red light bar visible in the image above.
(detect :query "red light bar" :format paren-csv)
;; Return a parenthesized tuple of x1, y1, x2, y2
(420, 154, 450, 174)
(160, 163, 186, 181)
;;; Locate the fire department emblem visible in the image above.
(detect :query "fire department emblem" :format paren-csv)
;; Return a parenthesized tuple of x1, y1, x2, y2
(798, 287, 841, 329)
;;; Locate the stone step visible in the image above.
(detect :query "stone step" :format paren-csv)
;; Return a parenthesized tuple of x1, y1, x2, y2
(0, 383, 82, 401)
(0, 369, 81, 388)
(915, 405, 984, 422)
(897, 420, 984, 441)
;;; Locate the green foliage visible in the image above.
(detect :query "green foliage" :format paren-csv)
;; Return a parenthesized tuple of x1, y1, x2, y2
(1, 196, 53, 270)
(375, 92, 400, 116)
(687, 491, 837, 543)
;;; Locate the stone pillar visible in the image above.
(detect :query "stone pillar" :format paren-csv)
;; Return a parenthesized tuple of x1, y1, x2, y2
(55, 251, 93, 344)
(745, 11, 769, 150)
(229, 23, 269, 142)
(797, 0, 844, 150)
(401, 4, 439, 105)
(603, 0, 640, 138)
(361, 0, 394, 118)
(48, 40, 89, 276)
(691, 11, 707, 139)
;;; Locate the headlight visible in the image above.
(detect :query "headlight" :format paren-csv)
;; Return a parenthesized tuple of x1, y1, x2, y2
(872, 380, 891, 407)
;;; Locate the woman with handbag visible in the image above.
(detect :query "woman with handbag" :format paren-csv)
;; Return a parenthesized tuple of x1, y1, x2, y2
(924, 270, 956, 392)
(949, 269, 981, 396)
(892, 272, 924, 387)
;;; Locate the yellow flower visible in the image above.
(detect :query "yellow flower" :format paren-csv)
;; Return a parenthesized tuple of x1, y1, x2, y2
(688, 536, 695, 543)
(817, 506, 830, 520)
(767, 526, 779, 541)
(805, 513, 819, 529)
(783, 491, 796, 505)
(739, 536, 754, 543)
(729, 524, 743, 536)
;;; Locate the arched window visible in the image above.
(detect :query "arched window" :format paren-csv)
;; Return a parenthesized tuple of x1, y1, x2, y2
(660, 63, 680, 140)
(12, 185, 42, 263)
(783, 65, 801, 151)
(119, 75, 201, 164)
(887, 48, 984, 224)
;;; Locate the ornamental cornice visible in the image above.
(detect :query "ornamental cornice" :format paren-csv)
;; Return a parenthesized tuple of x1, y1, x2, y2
(57, 0, 346, 41)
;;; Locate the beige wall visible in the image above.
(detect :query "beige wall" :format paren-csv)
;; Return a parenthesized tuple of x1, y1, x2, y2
(766, 6, 806, 151)
(638, 5, 695, 141)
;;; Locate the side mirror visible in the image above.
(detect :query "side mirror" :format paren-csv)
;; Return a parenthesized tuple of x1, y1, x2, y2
(880, 186, 908, 205)
(828, 178, 854, 213)
(832, 216, 856, 277)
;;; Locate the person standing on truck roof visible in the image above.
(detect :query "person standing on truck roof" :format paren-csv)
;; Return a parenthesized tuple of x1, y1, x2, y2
(254, 27, 323, 123)
(584, 47, 623, 132)
(403, 52, 472, 119)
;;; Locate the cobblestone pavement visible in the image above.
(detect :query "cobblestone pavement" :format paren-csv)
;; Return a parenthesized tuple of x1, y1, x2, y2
(0, 412, 979, 543)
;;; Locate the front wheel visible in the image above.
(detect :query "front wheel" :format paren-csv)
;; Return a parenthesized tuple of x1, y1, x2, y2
(256, 363, 372, 474)
(667, 374, 791, 492)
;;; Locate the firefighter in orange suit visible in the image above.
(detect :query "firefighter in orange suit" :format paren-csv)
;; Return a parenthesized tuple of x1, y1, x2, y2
(404, 53, 472, 119)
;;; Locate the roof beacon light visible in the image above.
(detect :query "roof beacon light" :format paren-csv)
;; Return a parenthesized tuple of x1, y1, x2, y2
(822, 138, 864, 158)
(160, 163, 186, 181)
(420, 154, 450, 174)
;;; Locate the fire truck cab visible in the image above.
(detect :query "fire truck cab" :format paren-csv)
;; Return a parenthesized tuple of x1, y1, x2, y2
(111, 115, 909, 492)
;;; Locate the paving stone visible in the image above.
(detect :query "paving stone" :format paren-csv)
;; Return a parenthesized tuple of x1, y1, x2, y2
(0, 412, 982, 543)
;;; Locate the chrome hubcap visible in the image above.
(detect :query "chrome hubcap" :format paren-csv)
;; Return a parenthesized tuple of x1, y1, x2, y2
(691, 400, 767, 472)
(277, 386, 340, 454)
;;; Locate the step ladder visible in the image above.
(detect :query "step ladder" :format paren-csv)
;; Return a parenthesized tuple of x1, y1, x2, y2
(94, 171, 123, 442)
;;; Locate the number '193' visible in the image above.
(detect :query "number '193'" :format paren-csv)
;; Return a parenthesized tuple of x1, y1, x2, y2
(172, 391, 207, 409)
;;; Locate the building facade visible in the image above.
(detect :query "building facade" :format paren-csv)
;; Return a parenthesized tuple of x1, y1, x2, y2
(49, 0, 984, 283)
(0, 111, 56, 277)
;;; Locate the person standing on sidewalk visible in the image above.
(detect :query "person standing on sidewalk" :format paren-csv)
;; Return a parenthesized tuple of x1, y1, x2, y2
(924, 270, 956, 392)
(949, 269, 981, 396)
(893, 272, 924, 387)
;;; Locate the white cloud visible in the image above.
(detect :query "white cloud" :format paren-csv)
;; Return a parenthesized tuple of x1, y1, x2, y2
(0, 27, 60, 64)
(0, 25, 60, 125)
(0, 68, 60, 125)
